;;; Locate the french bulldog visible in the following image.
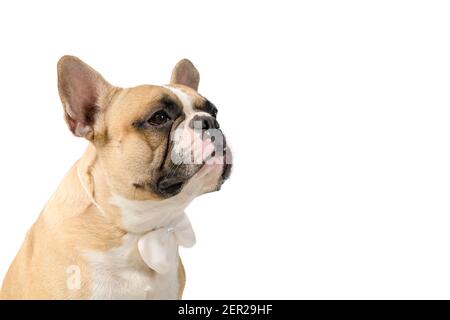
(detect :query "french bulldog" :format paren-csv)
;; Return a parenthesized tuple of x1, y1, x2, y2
(0, 56, 231, 299)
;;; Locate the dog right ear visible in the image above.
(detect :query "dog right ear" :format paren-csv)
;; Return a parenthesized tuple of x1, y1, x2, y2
(57, 56, 112, 140)
(170, 59, 200, 91)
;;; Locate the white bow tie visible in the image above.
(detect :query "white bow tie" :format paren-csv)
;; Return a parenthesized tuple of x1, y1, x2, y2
(137, 213, 196, 274)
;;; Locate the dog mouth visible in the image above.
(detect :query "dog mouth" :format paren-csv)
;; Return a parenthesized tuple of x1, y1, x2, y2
(151, 131, 232, 198)
(153, 161, 204, 198)
(155, 176, 186, 197)
(217, 144, 232, 188)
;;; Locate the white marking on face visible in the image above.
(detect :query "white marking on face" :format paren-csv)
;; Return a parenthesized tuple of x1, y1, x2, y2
(163, 85, 211, 124)
(164, 85, 213, 165)
(163, 85, 195, 116)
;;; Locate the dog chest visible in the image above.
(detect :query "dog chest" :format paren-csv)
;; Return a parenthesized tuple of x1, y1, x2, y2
(84, 234, 180, 299)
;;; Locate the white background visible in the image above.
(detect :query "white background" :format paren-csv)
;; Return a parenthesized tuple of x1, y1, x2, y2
(0, 0, 450, 299)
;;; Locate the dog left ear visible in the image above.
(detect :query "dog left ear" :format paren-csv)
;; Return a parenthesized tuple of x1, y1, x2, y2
(57, 56, 113, 140)
(170, 59, 200, 91)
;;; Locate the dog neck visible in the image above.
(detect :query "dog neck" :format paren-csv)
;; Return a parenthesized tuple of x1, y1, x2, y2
(76, 144, 196, 235)
(75, 144, 196, 274)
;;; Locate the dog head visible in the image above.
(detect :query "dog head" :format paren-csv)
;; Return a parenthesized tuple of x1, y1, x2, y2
(57, 56, 231, 204)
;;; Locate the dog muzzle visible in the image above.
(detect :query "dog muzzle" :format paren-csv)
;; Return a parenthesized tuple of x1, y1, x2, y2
(137, 213, 196, 274)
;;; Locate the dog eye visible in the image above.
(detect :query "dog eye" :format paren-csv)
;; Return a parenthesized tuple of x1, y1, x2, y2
(148, 110, 171, 126)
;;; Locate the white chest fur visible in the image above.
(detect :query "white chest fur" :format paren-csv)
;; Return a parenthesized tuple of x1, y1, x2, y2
(82, 193, 196, 300)
(85, 233, 180, 299)
(80, 181, 203, 300)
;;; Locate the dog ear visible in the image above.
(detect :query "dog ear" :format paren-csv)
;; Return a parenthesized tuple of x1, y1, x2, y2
(170, 59, 200, 91)
(57, 56, 112, 140)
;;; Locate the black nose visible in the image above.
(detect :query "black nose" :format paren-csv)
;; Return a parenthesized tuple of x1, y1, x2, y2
(189, 115, 220, 131)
